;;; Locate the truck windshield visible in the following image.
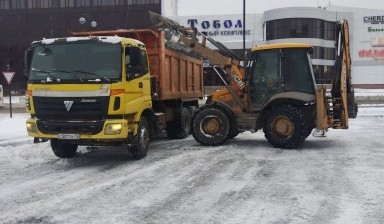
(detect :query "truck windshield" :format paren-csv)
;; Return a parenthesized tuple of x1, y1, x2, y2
(29, 42, 121, 83)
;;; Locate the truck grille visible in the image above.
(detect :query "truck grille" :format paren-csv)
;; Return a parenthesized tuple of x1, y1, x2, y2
(37, 120, 104, 134)
(33, 96, 109, 120)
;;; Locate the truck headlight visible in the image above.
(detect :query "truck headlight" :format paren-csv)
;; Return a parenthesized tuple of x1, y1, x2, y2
(26, 122, 37, 133)
(105, 123, 122, 135)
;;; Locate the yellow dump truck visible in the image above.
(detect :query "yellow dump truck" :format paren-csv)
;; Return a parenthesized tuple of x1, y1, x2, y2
(24, 29, 203, 159)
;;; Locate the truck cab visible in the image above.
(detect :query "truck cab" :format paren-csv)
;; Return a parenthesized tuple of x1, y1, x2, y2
(25, 29, 203, 160)
(25, 36, 152, 158)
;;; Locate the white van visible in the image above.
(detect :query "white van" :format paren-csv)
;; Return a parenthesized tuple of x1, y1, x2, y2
(0, 84, 3, 107)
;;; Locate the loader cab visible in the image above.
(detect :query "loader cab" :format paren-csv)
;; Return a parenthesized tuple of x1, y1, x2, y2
(247, 44, 316, 109)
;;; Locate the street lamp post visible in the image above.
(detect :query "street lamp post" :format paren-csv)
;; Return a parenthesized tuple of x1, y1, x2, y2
(243, 0, 246, 62)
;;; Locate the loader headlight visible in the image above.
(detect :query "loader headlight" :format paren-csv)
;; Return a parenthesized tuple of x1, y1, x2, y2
(26, 122, 37, 133)
(105, 123, 122, 135)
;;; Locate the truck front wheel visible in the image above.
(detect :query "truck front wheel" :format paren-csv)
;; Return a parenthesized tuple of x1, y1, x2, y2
(263, 105, 308, 149)
(192, 106, 229, 146)
(51, 140, 78, 158)
(129, 117, 150, 160)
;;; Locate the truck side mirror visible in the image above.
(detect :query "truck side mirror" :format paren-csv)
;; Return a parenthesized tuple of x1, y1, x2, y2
(24, 48, 34, 77)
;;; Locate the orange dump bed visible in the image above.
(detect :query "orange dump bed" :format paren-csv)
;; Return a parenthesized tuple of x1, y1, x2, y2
(73, 29, 204, 101)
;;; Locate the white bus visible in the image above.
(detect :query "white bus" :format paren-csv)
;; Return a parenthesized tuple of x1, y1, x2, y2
(0, 85, 3, 107)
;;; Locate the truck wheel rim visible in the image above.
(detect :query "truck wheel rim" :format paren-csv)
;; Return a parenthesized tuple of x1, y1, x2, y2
(272, 116, 294, 138)
(201, 115, 221, 135)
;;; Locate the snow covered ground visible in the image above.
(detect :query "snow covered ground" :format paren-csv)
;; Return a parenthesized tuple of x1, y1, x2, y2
(0, 103, 384, 223)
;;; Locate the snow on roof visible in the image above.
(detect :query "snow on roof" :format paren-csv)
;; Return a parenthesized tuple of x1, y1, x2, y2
(39, 36, 123, 45)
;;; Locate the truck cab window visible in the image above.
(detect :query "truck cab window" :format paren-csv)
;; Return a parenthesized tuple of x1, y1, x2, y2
(125, 46, 148, 80)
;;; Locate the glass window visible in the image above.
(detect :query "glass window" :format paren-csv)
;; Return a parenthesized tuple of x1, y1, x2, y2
(266, 18, 336, 41)
(101, 0, 115, 6)
(59, 0, 74, 7)
(116, 0, 125, 5)
(313, 65, 333, 84)
(125, 46, 148, 80)
(0, 0, 10, 9)
(282, 48, 315, 93)
(78, 0, 92, 6)
(29, 42, 122, 83)
(248, 49, 281, 106)
(41, 0, 52, 8)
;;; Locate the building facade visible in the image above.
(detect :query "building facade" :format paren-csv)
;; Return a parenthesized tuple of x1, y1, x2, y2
(174, 6, 384, 88)
(1, 2, 383, 90)
(0, 0, 162, 91)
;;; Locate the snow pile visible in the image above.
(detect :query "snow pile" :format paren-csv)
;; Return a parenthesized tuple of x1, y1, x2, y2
(354, 88, 384, 103)
(0, 114, 55, 166)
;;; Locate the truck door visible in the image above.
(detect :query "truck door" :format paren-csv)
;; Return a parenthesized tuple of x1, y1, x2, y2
(248, 49, 281, 109)
(124, 46, 151, 114)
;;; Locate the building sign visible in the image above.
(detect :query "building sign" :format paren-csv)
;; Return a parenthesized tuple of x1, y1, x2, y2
(363, 15, 384, 24)
(186, 18, 251, 37)
(358, 37, 384, 60)
(368, 27, 384, 32)
(359, 49, 384, 59)
(172, 14, 262, 50)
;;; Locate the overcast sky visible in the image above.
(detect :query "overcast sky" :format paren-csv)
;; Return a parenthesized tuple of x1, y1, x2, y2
(177, 0, 384, 15)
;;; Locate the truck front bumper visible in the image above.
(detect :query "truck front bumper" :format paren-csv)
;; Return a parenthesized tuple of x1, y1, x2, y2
(26, 118, 132, 142)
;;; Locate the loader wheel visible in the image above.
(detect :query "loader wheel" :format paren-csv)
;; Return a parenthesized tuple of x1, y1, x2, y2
(192, 107, 229, 146)
(304, 127, 313, 138)
(263, 105, 308, 149)
(166, 108, 191, 139)
(129, 117, 150, 160)
(51, 140, 78, 158)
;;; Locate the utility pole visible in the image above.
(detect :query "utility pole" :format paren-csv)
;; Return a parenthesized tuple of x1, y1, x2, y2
(243, 0, 246, 62)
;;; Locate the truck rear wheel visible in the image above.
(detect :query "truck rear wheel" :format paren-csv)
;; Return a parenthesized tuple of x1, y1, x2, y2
(187, 106, 198, 119)
(263, 105, 308, 149)
(51, 139, 78, 158)
(192, 106, 229, 146)
(166, 108, 190, 139)
(129, 117, 150, 160)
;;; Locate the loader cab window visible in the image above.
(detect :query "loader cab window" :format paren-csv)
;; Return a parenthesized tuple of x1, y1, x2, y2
(125, 46, 149, 80)
(282, 48, 315, 93)
(248, 49, 281, 106)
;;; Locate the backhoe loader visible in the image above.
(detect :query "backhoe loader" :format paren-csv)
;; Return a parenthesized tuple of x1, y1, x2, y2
(150, 12, 358, 148)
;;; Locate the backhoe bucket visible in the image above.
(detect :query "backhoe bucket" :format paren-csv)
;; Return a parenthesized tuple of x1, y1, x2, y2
(149, 11, 179, 30)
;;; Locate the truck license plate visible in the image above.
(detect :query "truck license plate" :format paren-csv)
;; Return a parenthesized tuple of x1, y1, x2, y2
(58, 134, 80, 139)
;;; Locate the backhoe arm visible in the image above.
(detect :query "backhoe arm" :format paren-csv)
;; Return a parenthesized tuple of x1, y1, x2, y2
(316, 20, 358, 131)
(149, 11, 246, 93)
